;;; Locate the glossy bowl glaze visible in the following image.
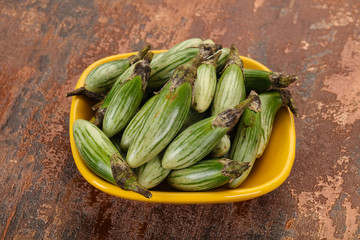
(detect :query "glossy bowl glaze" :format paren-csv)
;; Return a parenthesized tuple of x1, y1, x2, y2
(69, 50, 296, 204)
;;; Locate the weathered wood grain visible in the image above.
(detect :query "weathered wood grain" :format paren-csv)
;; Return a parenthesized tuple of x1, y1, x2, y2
(0, 0, 359, 239)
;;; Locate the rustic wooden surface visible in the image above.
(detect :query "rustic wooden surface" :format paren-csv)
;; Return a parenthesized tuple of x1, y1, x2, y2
(1, 0, 359, 239)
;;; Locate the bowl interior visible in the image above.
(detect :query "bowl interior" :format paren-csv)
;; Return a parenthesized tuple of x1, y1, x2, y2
(69, 50, 296, 204)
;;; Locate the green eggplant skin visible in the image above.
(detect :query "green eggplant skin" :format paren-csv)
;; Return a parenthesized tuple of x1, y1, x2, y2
(167, 159, 250, 191)
(83, 44, 150, 93)
(256, 92, 283, 157)
(66, 62, 135, 102)
(102, 75, 144, 137)
(192, 58, 218, 113)
(101, 64, 137, 109)
(211, 45, 246, 116)
(148, 47, 200, 89)
(165, 38, 203, 56)
(85, 59, 130, 93)
(126, 46, 221, 168)
(120, 94, 158, 152)
(209, 134, 231, 158)
(202, 39, 215, 45)
(229, 108, 262, 188)
(215, 48, 230, 73)
(243, 69, 272, 93)
(73, 119, 119, 184)
(162, 117, 227, 170)
(135, 155, 171, 189)
(163, 92, 260, 170)
(94, 52, 153, 128)
(243, 69, 298, 93)
(100, 45, 152, 109)
(126, 81, 192, 168)
(149, 38, 203, 81)
(73, 119, 152, 198)
(211, 64, 246, 115)
(151, 52, 166, 63)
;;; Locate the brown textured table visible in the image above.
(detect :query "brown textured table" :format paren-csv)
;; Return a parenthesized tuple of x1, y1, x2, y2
(1, 0, 359, 239)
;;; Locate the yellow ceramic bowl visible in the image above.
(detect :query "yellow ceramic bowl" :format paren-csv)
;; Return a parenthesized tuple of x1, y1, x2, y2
(69, 50, 296, 204)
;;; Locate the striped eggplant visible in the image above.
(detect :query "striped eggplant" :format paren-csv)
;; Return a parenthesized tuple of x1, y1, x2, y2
(211, 45, 246, 115)
(126, 80, 191, 168)
(256, 89, 298, 158)
(135, 155, 171, 189)
(202, 39, 215, 45)
(162, 91, 260, 170)
(167, 159, 250, 191)
(149, 38, 202, 75)
(148, 47, 200, 89)
(148, 43, 222, 89)
(165, 38, 203, 56)
(92, 64, 138, 127)
(228, 103, 262, 188)
(209, 134, 231, 158)
(244, 69, 298, 93)
(215, 47, 230, 73)
(192, 51, 221, 113)
(66, 44, 150, 100)
(72, 119, 151, 198)
(100, 64, 136, 108)
(93, 53, 152, 127)
(152, 52, 167, 63)
(120, 94, 158, 152)
(102, 52, 153, 137)
(126, 45, 221, 168)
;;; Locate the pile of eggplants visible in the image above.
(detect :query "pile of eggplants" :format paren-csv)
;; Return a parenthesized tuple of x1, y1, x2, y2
(68, 38, 298, 199)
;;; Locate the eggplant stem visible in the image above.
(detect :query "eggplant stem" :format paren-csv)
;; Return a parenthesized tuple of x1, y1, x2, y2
(128, 44, 151, 65)
(66, 87, 106, 102)
(270, 72, 298, 89)
(212, 91, 260, 128)
(279, 89, 299, 117)
(111, 153, 152, 199)
(93, 108, 106, 128)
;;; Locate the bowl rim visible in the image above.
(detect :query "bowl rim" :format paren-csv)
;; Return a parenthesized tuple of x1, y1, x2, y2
(69, 50, 296, 204)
